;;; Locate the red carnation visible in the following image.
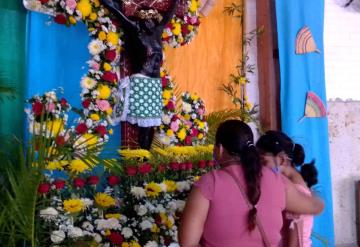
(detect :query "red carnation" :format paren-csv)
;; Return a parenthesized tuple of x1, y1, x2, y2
(186, 162, 193, 170)
(95, 125, 107, 137)
(138, 163, 152, 175)
(76, 123, 88, 134)
(82, 99, 91, 108)
(157, 164, 166, 173)
(169, 162, 179, 171)
(102, 71, 118, 83)
(107, 175, 120, 186)
(166, 101, 175, 111)
(161, 77, 168, 88)
(53, 180, 66, 190)
(179, 162, 187, 170)
(40, 0, 49, 3)
(191, 128, 199, 137)
(109, 232, 124, 245)
(126, 166, 137, 176)
(73, 178, 86, 188)
(60, 98, 68, 107)
(182, 25, 190, 35)
(54, 14, 67, 25)
(38, 183, 50, 194)
(185, 136, 192, 145)
(32, 101, 44, 116)
(198, 160, 206, 169)
(105, 49, 117, 62)
(55, 135, 65, 146)
(87, 175, 100, 185)
(207, 160, 216, 168)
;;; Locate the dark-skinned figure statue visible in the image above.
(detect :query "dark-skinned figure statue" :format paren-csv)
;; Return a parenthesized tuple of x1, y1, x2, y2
(101, 0, 178, 150)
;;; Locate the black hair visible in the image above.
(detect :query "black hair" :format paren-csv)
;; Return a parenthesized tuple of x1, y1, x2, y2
(256, 131, 318, 188)
(215, 120, 262, 231)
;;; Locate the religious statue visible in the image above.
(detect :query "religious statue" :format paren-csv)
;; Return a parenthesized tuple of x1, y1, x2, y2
(101, 0, 178, 150)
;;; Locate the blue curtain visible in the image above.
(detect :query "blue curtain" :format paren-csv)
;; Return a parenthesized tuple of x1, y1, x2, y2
(275, 0, 334, 246)
(26, 12, 120, 156)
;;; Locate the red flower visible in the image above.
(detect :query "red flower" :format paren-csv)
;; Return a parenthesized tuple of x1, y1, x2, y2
(155, 215, 162, 225)
(207, 160, 216, 168)
(54, 14, 67, 25)
(55, 135, 65, 146)
(185, 136, 192, 145)
(186, 162, 193, 170)
(73, 178, 86, 188)
(105, 49, 117, 62)
(182, 25, 190, 35)
(138, 163, 152, 175)
(191, 128, 199, 137)
(197, 160, 206, 169)
(95, 125, 107, 137)
(82, 99, 91, 108)
(38, 183, 50, 194)
(87, 176, 100, 185)
(166, 101, 175, 111)
(111, 19, 120, 28)
(107, 175, 120, 186)
(126, 166, 137, 176)
(157, 164, 166, 173)
(40, 0, 49, 3)
(179, 162, 187, 170)
(102, 71, 118, 83)
(76, 123, 88, 134)
(32, 101, 44, 116)
(161, 77, 168, 88)
(53, 180, 66, 190)
(109, 232, 124, 245)
(171, 114, 179, 122)
(60, 98, 68, 107)
(169, 162, 179, 171)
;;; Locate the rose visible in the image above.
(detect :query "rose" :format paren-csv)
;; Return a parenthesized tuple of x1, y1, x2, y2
(87, 176, 100, 185)
(179, 163, 187, 170)
(107, 175, 120, 186)
(38, 183, 51, 194)
(53, 180, 66, 190)
(95, 125, 107, 137)
(166, 101, 175, 111)
(65, 0, 77, 10)
(105, 49, 117, 62)
(102, 71, 118, 83)
(138, 163, 152, 175)
(82, 99, 91, 108)
(54, 14, 67, 25)
(109, 232, 124, 245)
(55, 135, 65, 146)
(32, 101, 44, 116)
(96, 100, 110, 112)
(197, 160, 206, 169)
(191, 128, 199, 137)
(126, 166, 137, 176)
(185, 136, 192, 145)
(169, 162, 179, 171)
(76, 123, 88, 134)
(186, 162, 193, 170)
(73, 178, 86, 188)
(60, 98, 68, 107)
(207, 160, 216, 168)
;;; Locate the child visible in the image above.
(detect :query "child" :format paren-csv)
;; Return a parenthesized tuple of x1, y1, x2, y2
(256, 131, 318, 247)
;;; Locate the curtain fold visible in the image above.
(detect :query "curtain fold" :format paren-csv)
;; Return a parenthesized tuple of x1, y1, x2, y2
(275, 0, 334, 246)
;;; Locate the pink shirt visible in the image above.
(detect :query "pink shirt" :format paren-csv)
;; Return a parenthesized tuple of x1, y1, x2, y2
(195, 165, 286, 247)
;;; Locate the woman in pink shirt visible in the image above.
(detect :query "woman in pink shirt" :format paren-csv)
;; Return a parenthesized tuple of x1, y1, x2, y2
(179, 120, 324, 247)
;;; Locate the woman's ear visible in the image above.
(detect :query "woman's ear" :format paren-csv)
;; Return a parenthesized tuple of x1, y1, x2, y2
(277, 151, 289, 167)
(214, 144, 224, 160)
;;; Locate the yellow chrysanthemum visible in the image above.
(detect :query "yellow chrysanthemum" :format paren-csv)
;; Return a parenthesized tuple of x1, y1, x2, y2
(97, 84, 111, 99)
(198, 121, 205, 129)
(118, 149, 152, 161)
(46, 160, 68, 171)
(162, 32, 169, 39)
(151, 224, 160, 233)
(122, 243, 130, 247)
(162, 89, 172, 100)
(160, 70, 165, 77)
(172, 23, 181, 36)
(163, 99, 169, 106)
(189, 0, 199, 12)
(69, 16, 77, 25)
(164, 180, 177, 192)
(69, 159, 89, 174)
(95, 193, 116, 208)
(188, 25, 194, 31)
(130, 241, 141, 247)
(166, 129, 174, 137)
(191, 93, 199, 101)
(105, 213, 121, 219)
(76, 0, 92, 19)
(195, 145, 214, 153)
(92, 0, 100, 7)
(46, 119, 64, 136)
(153, 147, 168, 156)
(177, 128, 187, 141)
(184, 114, 191, 120)
(83, 133, 99, 147)
(98, 31, 107, 41)
(198, 133, 204, 139)
(90, 113, 100, 121)
(103, 62, 112, 71)
(145, 182, 162, 197)
(107, 32, 119, 46)
(63, 199, 84, 214)
(89, 12, 97, 21)
(106, 107, 113, 115)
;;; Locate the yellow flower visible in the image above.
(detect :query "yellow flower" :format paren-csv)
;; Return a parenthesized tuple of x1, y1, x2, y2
(191, 93, 199, 101)
(162, 32, 169, 39)
(189, 0, 199, 12)
(92, 0, 100, 7)
(118, 149, 152, 161)
(151, 224, 160, 233)
(107, 32, 119, 46)
(98, 31, 107, 41)
(162, 89, 172, 100)
(245, 102, 253, 110)
(194, 176, 201, 181)
(165, 218, 174, 228)
(122, 243, 130, 247)
(130, 241, 141, 247)
(198, 121, 205, 129)
(46, 119, 64, 136)
(164, 180, 177, 192)
(76, 0, 92, 19)
(69, 16, 77, 25)
(188, 25, 194, 31)
(105, 229, 111, 236)
(103, 62, 112, 71)
(90, 113, 100, 121)
(153, 147, 168, 156)
(46, 160, 68, 171)
(95, 193, 116, 208)
(160, 70, 165, 77)
(69, 159, 89, 174)
(172, 23, 181, 36)
(105, 213, 121, 219)
(97, 84, 111, 99)
(108, 128, 114, 135)
(184, 114, 190, 120)
(163, 99, 169, 106)
(177, 128, 187, 141)
(195, 145, 214, 153)
(83, 133, 99, 147)
(106, 107, 113, 115)
(239, 76, 247, 85)
(63, 199, 84, 213)
(165, 146, 196, 156)
(145, 182, 162, 197)
(160, 212, 167, 223)
(89, 12, 97, 21)
(166, 129, 174, 137)
(88, 27, 95, 32)
(198, 133, 204, 139)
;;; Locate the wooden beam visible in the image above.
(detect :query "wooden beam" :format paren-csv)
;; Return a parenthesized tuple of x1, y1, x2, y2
(256, 0, 281, 131)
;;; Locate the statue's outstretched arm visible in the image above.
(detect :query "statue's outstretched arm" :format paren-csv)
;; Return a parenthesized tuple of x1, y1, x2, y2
(159, 0, 178, 26)
(101, 0, 137, 28)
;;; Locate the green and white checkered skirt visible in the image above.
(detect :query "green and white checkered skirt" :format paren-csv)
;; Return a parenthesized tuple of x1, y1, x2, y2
(111, 76, 162, 127)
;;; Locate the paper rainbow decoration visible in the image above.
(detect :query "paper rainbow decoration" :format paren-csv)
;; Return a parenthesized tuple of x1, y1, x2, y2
(295, 26, 320, 54)
(304, 91, 327, 118)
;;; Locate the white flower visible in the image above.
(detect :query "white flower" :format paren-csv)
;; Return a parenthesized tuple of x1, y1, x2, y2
(121, 227, 133, 238)
(68, 226, 83, 238)
(81, 76, 97, 89)
(167, 201, 177, 213)
(168, 243, 180, 247)
(130, 187, 146, 199)
(176, 200, 186, 212)
(144, 241, 159, 247)
(45, 91, 57, 101)
(191, 113, 197, 119)
(176, 181, 191, 192)
(81, 198, 94, 209)
(140, 220, 152, 230)
(155, 204, 166, 213)
(50, 230, 65, 244)
(159, 134, 171, 145)
(135, 205, 147, 216)
(82, 221, 94, 232)
(95, 218, 121, 231)
(94, 233, 102, 243)
(39, 207, 58, 221)
(162, 114, 171, 124)
(159, 182, 167, 192)
(88, 39, 105, 55)
(182, 102, 192, 113)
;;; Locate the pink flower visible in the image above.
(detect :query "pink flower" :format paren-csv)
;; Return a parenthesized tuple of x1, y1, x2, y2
(66, 0, 77, 10)
(96, 100, 110, 112)
(197, 107, 205, 115)
(170, 121, 179, 132)
(90, 61, 100, 70)
(46, 102, 55, 112)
